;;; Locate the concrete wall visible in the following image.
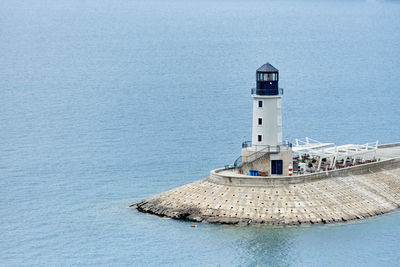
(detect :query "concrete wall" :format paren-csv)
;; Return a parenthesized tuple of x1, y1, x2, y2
(271, 150, 292, 176)
(211, 157, 400, 186)
(241, 150, 293, 176)
(241, 153, 271, 175)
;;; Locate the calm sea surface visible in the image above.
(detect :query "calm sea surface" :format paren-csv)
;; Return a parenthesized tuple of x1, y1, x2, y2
(1, 0, 400, 266)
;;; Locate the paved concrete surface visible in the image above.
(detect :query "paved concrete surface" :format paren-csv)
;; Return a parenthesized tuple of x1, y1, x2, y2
(133, 143, 400, 225)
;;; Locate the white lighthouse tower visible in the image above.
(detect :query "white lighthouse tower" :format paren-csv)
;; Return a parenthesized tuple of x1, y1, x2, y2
(240, 63, 292, 176)
(251, 63, 282, 147)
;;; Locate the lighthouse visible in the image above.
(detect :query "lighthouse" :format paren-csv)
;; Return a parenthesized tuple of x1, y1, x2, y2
(240, 63, 292, 176)
(133, 62, 400, 226)
(251, 63, 282, 147)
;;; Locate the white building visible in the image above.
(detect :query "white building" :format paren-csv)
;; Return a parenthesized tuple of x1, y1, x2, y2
(240, 63, 292, 176)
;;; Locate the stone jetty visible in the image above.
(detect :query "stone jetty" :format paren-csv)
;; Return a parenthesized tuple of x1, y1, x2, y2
(132, 144, 400, 225)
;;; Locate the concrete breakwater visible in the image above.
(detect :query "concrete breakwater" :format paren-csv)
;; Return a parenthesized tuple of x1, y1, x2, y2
(132, 144, 400, 225)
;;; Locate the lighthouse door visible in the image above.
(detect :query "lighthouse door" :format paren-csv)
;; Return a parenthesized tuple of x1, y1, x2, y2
(271, 160, 283, 175)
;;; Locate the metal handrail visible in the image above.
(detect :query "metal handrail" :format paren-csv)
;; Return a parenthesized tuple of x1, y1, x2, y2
(244, 145, 275, 163)
(242, 141, 252, 148)
(251, 88, 283, 95)
(234, 156, 242, 168)
(241, 141, 292, 151)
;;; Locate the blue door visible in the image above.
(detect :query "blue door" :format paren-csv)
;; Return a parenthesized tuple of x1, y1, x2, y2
(271, 160, 283, 175)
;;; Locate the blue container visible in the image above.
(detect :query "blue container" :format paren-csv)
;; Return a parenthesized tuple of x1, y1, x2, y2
(249, 170, 258, 176)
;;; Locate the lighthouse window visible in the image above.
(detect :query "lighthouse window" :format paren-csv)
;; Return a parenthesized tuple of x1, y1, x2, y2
(264, 73, 277, 81)
(258, 101, 263, 108)
(258, 135, 262, 142)
(258, 118, 263, 125)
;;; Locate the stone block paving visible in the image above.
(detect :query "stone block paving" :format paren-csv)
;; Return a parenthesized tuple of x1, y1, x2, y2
(134, 164, 400, 225)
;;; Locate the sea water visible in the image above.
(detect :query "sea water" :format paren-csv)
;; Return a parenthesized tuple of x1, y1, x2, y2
(1, 0, 400, 265)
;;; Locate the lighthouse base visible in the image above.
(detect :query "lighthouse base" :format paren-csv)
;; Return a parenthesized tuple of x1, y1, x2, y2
(132, 144, 400, 225)
(241, 149, 292, 176)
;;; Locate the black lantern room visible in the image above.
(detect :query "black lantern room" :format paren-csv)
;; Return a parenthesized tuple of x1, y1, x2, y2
(254, 63, 280, 95)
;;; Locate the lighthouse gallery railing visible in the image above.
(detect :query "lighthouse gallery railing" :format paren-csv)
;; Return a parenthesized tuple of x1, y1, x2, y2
(251, 88, 283, 95)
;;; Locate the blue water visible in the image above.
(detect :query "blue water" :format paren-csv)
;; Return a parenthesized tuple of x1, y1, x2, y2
(1, 0, 400, 265)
